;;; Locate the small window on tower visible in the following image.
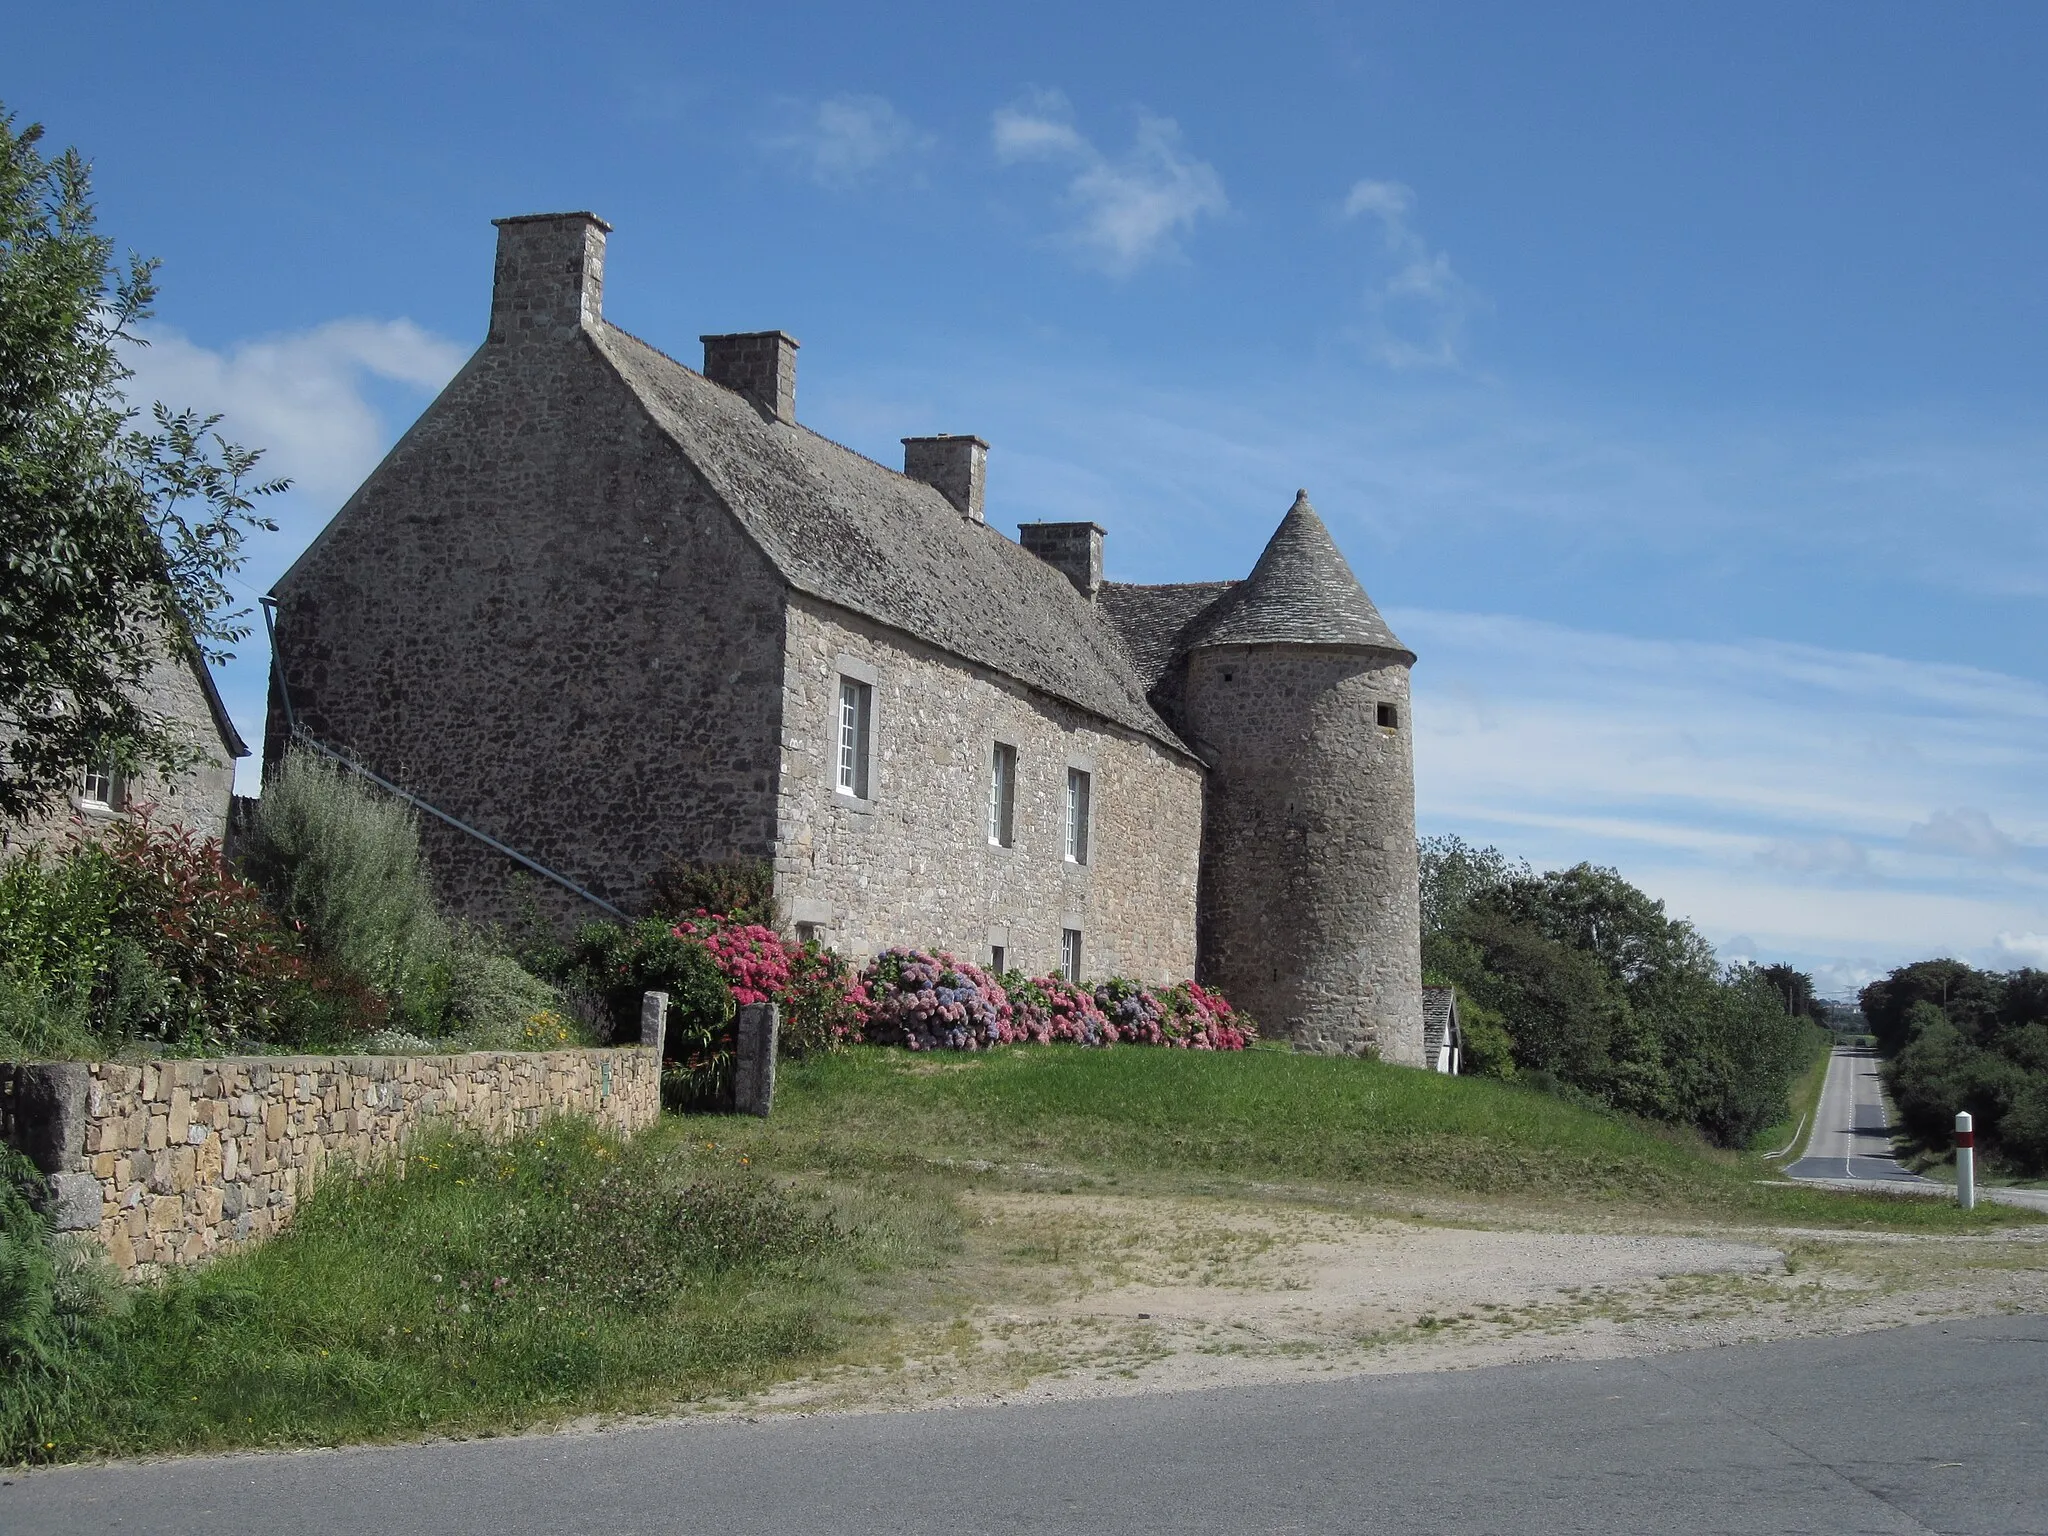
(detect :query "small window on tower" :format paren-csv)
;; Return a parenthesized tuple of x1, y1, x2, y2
(1376, 702, 1400, 730)
(988, 742, 1016, 847)
(990, 944, 1007, 975)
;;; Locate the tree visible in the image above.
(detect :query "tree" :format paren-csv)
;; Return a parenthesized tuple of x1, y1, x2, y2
(0, 108, 284, 822)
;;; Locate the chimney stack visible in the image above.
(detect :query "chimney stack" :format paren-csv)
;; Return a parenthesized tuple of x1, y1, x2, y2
(901, 435, 989, 523)
(1018, 521, 1106, 600)
(489, 212, 609, 342)
(701, 331, 800, 424)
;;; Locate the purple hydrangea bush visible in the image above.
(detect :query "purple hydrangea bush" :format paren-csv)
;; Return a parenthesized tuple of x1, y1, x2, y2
(859, 948, 1015, 1050)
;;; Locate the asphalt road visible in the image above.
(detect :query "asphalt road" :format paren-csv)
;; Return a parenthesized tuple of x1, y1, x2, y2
(6, 1315, 2045, 1535)
(1786, 1044, 1932, 1184)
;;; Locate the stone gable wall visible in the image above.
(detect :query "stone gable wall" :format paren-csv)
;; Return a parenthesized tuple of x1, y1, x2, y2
(266, 325, 788, 928)
(1177, 644, 1422, 1063)
(2, 1047, 658, 1279)
(774, 596, 1202, 981)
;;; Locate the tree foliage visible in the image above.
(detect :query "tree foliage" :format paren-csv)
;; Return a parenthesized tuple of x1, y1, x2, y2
(1864, 959, 2048, 1175)
(1421, 834, 1810, 1145)
(0, 107, 284, 821)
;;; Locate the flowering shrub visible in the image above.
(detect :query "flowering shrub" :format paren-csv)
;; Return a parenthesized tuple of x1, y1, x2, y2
(1155, 979, 1256, 1050)
(780, 941, 870, 1057)
(861, 961, 1254, 1054)
(1004, 971, 1112, 1045)
(672, 914, 791, 1005)
(860, 949, 1015, 1050)
(1093, 977, 1167, 1044)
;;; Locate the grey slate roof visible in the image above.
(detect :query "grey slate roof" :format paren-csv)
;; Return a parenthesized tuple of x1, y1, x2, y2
(1422, 986, 1457, 1050)
(593, 325, 1193, 758)
(1185, 491, 1412, 660)
(1095, 581, 1236, 691)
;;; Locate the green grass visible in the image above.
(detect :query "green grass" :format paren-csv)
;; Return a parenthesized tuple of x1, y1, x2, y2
(723, 1046, 2039, 1231)
(8, 1043, 2033, 1465)
(1750, 1024, 1834, 1158)
(5, 1120, 954, 1464)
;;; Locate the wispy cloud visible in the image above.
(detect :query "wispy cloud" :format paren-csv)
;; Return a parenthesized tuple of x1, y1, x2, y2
(1403, 609, 2048, 987)
(1341, 178, 1480, 369)
(120, 319, 467, 507)
(764, 94, 929, 188)
(992, 90, 1227, 274)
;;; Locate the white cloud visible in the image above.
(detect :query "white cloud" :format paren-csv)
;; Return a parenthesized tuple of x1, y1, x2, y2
(120, 319, 467, 506)
(992, 91, 1227, 275)
(1991, 932, 2048, 967)
(1757, 836, 1874, 879)
(765, 94, 929, 188)
(1341, 177, 1480, 369)
(1905, 807, 2019, 863)
(1397, 610, 2048, 980)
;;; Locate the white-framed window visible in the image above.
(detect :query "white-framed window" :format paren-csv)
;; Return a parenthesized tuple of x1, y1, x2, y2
(1065, 767, 1091, 865)
(988, 741, 1016, 847)
(1060, 927, 1082, 983)
(79, 759, 122, 810)
(836, 677, 872, 799)
(990, 944, 1007, 975)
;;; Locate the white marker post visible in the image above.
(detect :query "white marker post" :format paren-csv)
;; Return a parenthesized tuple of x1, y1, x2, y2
(1955, 1110, 1976, 1211)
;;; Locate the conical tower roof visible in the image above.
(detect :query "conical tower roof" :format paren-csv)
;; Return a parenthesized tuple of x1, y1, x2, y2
(1188, 491, 1411, 659)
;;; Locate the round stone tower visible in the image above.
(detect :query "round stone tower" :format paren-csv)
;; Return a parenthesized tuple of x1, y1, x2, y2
(1177, 491, 1423, 1063)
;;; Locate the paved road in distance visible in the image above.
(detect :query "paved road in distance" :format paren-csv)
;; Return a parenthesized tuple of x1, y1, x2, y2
(1786, 1043, 1932, 1184)
(6, 1315, 2045, 1535)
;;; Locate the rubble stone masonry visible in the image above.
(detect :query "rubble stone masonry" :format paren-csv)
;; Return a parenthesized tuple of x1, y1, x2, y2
(775, 597, 1202, 981)
(1, 1047, 658, 1279)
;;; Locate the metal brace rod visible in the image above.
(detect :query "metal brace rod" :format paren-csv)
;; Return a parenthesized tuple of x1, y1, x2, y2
(258, 598, 627, 920)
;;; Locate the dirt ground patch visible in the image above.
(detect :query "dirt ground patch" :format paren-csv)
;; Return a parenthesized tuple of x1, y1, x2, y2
(742, 1190, 2048, 1417)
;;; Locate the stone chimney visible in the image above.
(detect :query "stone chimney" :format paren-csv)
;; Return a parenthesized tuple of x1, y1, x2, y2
(901, 435, 988, 523)
(701, 331, 799, 424)
(1018, 521, 1106, 600)
(489, 212, 609, 342)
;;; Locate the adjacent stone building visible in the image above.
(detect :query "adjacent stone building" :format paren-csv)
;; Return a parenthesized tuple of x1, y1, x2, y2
(1, 642, 247, 858)
(267, 211, 1423, 1061)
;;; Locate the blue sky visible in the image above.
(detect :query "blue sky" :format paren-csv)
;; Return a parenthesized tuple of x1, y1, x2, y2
(17, 1, 2048, 993)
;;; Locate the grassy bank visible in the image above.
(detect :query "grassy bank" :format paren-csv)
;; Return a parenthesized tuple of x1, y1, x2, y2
(1750, 1024, 1834, 1159)
(7, 1044, 2034, 1464)
(4, 1121, 954, 1463)
(728, 1046, 2034, 1230)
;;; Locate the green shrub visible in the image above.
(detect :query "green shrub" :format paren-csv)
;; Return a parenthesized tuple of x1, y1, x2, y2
(644, 857, 774, 925)
(445, 940, 580, 1051)
(239, 749, 449, 1025)
(1, 814, 311, 1054)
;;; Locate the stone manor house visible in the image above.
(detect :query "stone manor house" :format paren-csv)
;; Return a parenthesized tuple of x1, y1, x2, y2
(268, 212, 1424, 1063)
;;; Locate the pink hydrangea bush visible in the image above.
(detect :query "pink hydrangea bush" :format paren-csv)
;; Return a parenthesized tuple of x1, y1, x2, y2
(861, 948, 1015, 1050)
(1156, 979, 1256, 1050)
(673, 913, 791, 1005)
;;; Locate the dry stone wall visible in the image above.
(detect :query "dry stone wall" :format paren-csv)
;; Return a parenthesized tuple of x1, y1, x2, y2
(1, 1046, 658, 1279)
(774, 597, 1202, 981)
